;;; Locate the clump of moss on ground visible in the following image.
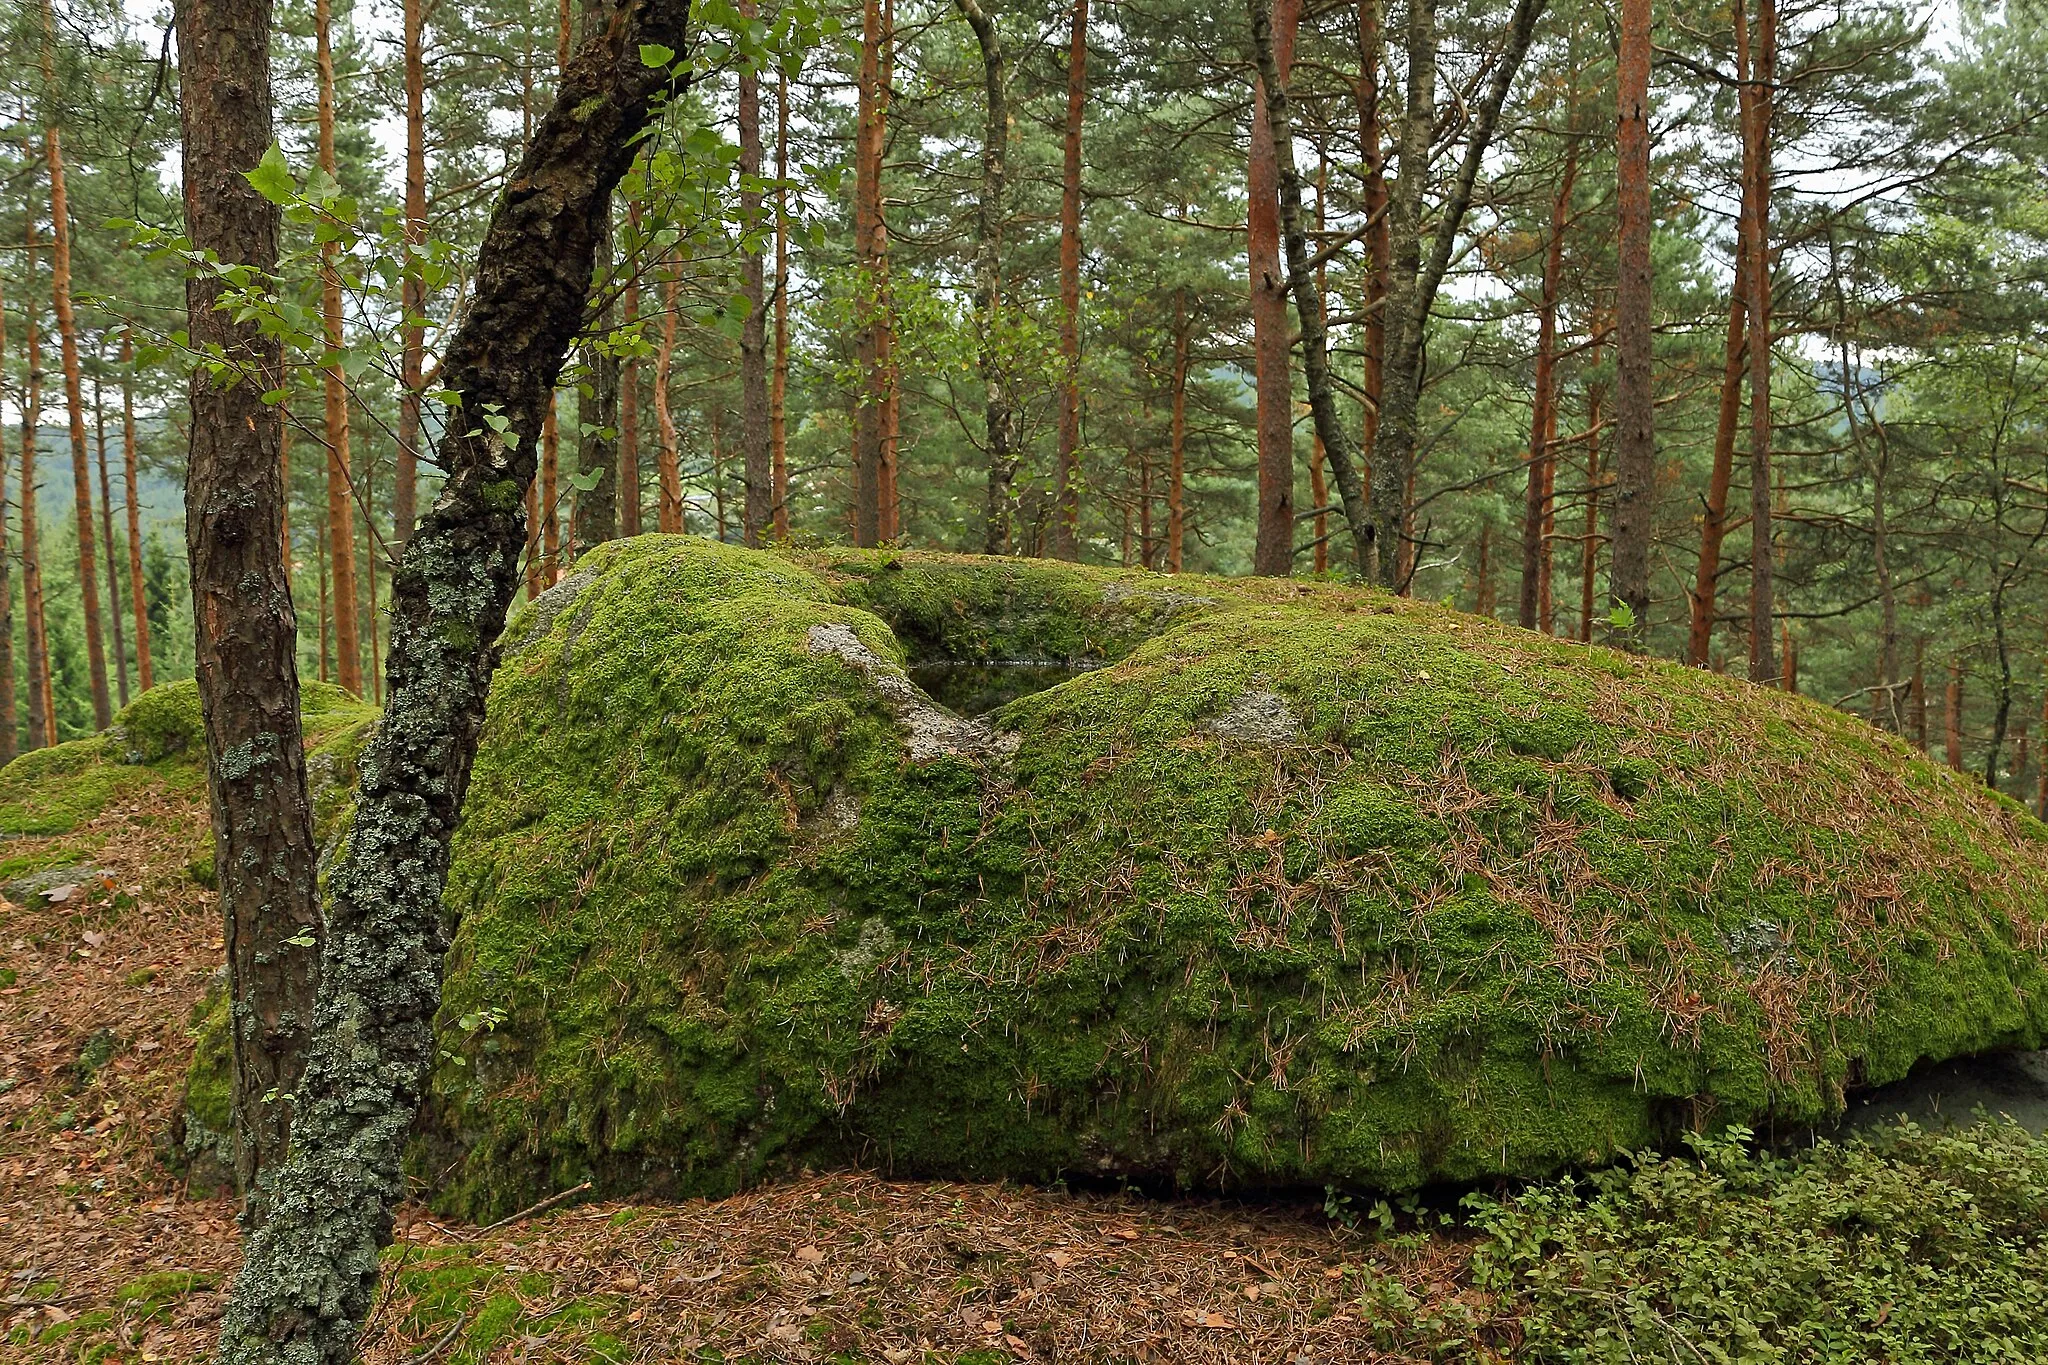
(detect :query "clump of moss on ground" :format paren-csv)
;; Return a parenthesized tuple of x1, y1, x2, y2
(0, 678, 377, 842)
(423, 536, 2048, 1218)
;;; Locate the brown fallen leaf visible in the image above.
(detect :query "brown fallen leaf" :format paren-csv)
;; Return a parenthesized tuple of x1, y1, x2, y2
(794, 1244, 825, 1264)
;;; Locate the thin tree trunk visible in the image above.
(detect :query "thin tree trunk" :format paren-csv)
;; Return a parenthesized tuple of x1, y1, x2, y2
(121, 331, 153, 691)
(1051, 0, 1088, 559)
(0, 270, 13, 763)
(19, 213, 51, 750)
(1168, 294, 1188, 573)
(620, 202, 642, 536)
(877, 0, 899, 542)
(1740, 0, 1777, 683)
(1686, 245, 1747, 667)
(852, 0, 886, 545)
(94, 378, 129, 707)
(176, 0, 322, 1212)
(1474, 521, 1493, 616)
(1248, 0, 1375, 578)
(737, 1, 772, 546)
(771, 72, 791, 539)
(1247, 0, 1299, 577)
(1580, 340, 1605, 642)
(1369, 0, 1546, 590)
(541, 398, 560, 575)
(1520, 136, 1578, 630)
(1356, 0, 1389, 553)
(1608, 0, 1653, 648)
(315, 0, 362, 697)
(656, 268, 683, 532)
(217, 4, 691, 1357)
(1911, 635, 1926, 749)
(317, 512, 329, 682)
(957, 0, 1020, 556)
(2037, 683, 2047, 816)
(523, 484, 542, 596)
(1945, 659, 1963, 772)
(39, 0, 113, 728)
(395, 0, 427, 548)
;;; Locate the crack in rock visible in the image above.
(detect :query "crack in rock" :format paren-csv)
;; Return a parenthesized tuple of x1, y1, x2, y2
(806, 623, 1022, 764)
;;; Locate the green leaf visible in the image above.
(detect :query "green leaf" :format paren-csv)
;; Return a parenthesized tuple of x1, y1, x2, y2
(639, 43, 676, 67)
(244, 143, 295, 205)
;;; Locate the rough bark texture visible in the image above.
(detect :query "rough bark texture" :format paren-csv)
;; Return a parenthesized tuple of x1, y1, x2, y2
(852, 0, 887, 546)
(175, 0, 323, 1209)
(40, 0, 113, 729)
(1579, 342, 1605, 643)
(738, 3, 773, 547)
(315, 0, 361, 697)
(1051, 0, 1087, 560)
(1246, 0, 1298, 578)
(215, 3, 692, 1360)
(1740, 0, 1777, 683)
(771, 72, 791, 540)
(1248, 0, 1373, 580)
(1519, 139, 1577, 631)
(956, 0, 1020, 557)
(19, 225, 52, 751)
(1945, 660, 1963, 772)
(121, 331, 153, 692)
(395, 0, 427, 548)
(1686, 246, 1747, 667)
(1356, 0, 1388, 522)
(1167, 296, 1187, 573)
(656, 267, 684, 532)
(94, 381, 129, 706)
(541, 398, 560, 573)
(0, 272, 13, 764)
(1369, 0, 1545, 590)
(1608, 0, 1653, 650)
(620, 203, 642, 536)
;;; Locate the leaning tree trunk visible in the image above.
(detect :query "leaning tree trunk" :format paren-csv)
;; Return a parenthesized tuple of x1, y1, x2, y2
(175, 0, 323, 1210)
(0, 270, 13, 765)
(18, 221, 53, 752)
(1248, 0, 1374, 578)
(1519, 135, 1577, 631)
(1608, 0, 1653, 649)
(1686, 244, 1747, 667)
(215, 3, 693, 1360)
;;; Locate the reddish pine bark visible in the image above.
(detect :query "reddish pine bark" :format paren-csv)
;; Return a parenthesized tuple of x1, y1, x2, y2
(655, 269, 684, 533)
(1052, 0, 1088, 559)
(1519, 138, 1578, 631)
(738, 0, 772, 546)
(395, 0, 426, 547)
(121, 331, 153, 691)
(1608, 0, 1653, 649)
(1247, 0, 1300, 577)
(19, 209, 53, 749)
(1686, 244, 1748, 666)
(1168, 295, 1189, 573)
(852, 0, 888, 545)
(771, 72, 791, 539)
(315, 0, 361, 695)
(0, 267, 12, 761)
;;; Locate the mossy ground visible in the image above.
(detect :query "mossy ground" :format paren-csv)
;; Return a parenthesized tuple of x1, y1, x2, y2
(426, 536, 2048, 1218)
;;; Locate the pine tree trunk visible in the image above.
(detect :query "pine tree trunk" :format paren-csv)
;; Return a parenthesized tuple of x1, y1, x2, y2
(771, 72, 791, 539)
(1520, 137, 1577, 631)
(0, 270, 13, 764)
(1051, 0, 1088, 560)
(19, 222, 51, 751)
(94, 380, 129, 707)
(523, 483, 543, 596)
(877, 0, 899, 542)
(1686, 245, 1747, 666)
(39, 1, 113, 728)
(121, 331, 153, 691)
(1247, 0, 1298, 577)
(395, 0, 427, 548)
(852, 0, 886, 545)
(542, 398, 560, 574)
(216, 4, 692, 1357)
(1248, 0, 1374, 578)
(1168, 295, 1188, 573)
(1945, 659, 1963, 772)
(1356, 0, 1388, 527)
(956, 0, 1019, 556)
(738, 0, 773, 547)
(176, 0, 323, 1211)
(656, 268, 684, 532)
(1609, 0, 1653, 649)
(1910, 635, 1926, 748)
(315, 0, 362, 697)
(620, 202, 642, 536)
(1740, 0, 1777, 683)
(1580, 339, 1605, 642)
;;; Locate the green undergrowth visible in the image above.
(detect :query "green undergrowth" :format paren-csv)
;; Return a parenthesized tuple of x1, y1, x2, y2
(0, 677, 377, 844)
(1453, 1118, 2048, 1363)
(420, 535, 2048, 1218)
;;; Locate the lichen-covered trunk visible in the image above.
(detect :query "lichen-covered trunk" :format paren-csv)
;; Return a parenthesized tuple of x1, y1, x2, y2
(175, 0, 322, 1210)
(1250, 0, 1377, 580)
(1246, 0, 1297, 578)
(215, 3, 692, 1359)
(121, 331, 154, 692)
(956, 0, 1019, 557)
(1519, 139, 1577, 631)
(1051, 0, 1087, 561)
(738, 5, 773, 548)
(1686, 246, 1747, 667)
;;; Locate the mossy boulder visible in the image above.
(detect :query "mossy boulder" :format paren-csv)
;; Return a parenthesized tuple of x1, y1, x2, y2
(423, 535, 2048, 1217)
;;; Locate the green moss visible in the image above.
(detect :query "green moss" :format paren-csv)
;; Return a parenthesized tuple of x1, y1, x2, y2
(113, 1269, 216, 1315)
(410, 536, 2048, 1218)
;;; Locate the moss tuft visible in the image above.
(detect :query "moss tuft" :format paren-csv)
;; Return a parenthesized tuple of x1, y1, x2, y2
(413, 537, 2048, 1217)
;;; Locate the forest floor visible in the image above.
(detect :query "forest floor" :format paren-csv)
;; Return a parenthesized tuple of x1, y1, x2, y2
(0, 783, 1501, 1364)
